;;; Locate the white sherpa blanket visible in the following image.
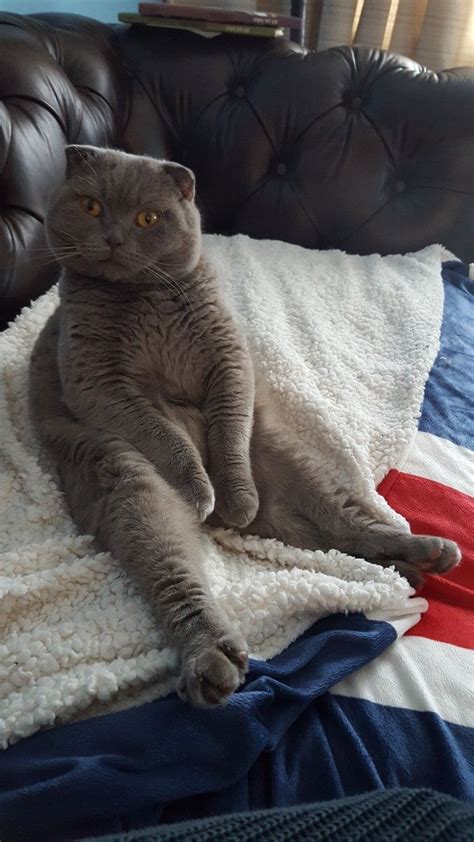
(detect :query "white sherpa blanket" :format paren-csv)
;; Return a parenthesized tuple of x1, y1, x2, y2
(0, 237, 446, 747)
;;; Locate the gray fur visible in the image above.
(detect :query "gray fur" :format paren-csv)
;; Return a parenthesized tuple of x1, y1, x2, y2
(29, 146, 461, 706)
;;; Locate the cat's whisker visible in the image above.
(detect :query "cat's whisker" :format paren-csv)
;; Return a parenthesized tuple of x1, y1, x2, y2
(155, 256, 189, 269)
(153, 262, 190, 287)
(25, 232, 79, 253)
(25, 253, 78, 261)
(52, 228, 80, 242)
(29, 251, 82, 258)
(144, 265, 175, 289)
(148, 266, 197, 320)
(24, 246, 84, 266)
(25, 245, 79, 252)
(25, 250, 81, 259)
(141, 262, 186, 300)
(24, 257, 66, 267)
(25, 246, 77, 254)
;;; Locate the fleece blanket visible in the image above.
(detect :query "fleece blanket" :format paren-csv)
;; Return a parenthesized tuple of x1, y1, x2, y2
(0, 237, 446, 747)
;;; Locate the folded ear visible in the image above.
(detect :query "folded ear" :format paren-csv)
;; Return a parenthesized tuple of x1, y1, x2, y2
(163, 162, 196, 202)
(65, 145, 102, 178)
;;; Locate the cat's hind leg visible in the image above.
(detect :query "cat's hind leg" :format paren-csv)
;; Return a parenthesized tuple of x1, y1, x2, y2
(248, 425, 460, 588)
(289, 482, 461, 587)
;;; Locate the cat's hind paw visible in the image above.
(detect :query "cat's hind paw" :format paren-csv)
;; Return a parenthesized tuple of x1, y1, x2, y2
(403, 536, 461, 572)
(395, 536, 461, 588)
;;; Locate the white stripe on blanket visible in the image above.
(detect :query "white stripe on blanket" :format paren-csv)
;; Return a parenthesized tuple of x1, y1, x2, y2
(403, 431, 474, 497)
(0, 238, 446, 747)
(331, 636, 474, 728)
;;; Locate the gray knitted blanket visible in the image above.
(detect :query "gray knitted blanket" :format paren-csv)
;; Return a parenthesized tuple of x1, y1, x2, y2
(82, 788, 474, 841)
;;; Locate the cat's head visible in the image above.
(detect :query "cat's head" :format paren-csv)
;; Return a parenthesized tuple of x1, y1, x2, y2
(46, 145, 201, 282)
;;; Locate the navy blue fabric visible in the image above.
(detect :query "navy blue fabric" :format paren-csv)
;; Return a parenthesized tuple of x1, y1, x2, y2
(420, 262, 474, 450)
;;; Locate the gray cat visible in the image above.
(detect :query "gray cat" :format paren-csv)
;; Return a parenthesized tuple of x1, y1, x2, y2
(29, 146, 461, 707)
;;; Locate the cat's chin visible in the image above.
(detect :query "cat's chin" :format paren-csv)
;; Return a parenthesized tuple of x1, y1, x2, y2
(93, 261, 143, 283)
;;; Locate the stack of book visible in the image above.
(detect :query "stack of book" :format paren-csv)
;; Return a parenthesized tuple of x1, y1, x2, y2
(118, 3, 302, 39)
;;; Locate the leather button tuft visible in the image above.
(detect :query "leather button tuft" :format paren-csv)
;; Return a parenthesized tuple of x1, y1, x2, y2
(277, 162, 287, 176)
(351, 96, 362, 109)
(235, 85, 246, 98)
(394, 179, 406, 193)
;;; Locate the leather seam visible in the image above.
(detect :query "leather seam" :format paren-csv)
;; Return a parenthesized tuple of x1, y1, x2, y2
(287, 176, 322, 241)
(360, 108, 398, 173)
(337, 195, 392, 247)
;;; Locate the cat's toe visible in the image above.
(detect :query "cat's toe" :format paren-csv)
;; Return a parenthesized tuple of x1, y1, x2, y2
(405, 536, 461, 573)
(429, 538, 461, 573)
(196, 495, 215, 523)
(185, 478, 215, 522)
(178, 635, 248, 708)
(216, 486, 259, 529)
(395, 537, 461, 587)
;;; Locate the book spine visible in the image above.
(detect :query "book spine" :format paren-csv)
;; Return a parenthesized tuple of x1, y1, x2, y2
(205, 22, 280, 36)
(119, 14, 283, 38)
(137, 3, 285, 27)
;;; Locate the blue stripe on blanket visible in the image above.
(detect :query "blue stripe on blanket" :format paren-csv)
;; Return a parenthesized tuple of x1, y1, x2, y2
(419, 262, 474, 450)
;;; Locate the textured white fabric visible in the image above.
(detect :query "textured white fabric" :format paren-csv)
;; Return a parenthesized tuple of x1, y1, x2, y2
(0, 237, 444, 747)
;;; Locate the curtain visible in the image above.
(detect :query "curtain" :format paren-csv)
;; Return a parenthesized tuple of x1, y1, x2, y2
(258, 0, 474, 70)
(313, 0, 474, 69)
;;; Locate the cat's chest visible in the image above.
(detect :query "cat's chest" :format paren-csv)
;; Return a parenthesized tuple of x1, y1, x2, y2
(126, 308, 207, 403)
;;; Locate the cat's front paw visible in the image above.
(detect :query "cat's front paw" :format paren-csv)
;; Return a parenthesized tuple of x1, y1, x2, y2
(178, 632, 248, 708)
(215, 478, 259, 529)
(182, 474, 215, 522)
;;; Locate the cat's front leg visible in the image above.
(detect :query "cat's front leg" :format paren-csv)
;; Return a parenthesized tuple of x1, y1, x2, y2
(122, 409, 216, 523)
(66, 376, 215, 522)
(169, 438, 215, 522)
(205, 353, 259, 529)
(210, 455, 259, 529)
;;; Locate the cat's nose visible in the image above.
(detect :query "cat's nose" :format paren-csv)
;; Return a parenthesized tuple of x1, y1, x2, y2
(104, 232, 125, 248)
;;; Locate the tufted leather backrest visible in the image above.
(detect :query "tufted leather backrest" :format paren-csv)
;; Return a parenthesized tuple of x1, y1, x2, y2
(1, 12, 473, 327)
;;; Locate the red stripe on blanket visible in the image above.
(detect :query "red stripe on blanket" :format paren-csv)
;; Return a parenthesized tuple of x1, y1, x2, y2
(378, 471, 474, 649)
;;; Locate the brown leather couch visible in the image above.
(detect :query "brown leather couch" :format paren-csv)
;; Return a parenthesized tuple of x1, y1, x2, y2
(0, 12, 473, 329)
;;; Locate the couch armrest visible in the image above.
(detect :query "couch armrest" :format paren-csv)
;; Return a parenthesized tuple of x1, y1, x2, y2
(0, 13, 128, 327)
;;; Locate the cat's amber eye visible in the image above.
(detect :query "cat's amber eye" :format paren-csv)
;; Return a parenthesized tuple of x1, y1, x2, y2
(135, 209, 160, 229)
(80, 196, 102, 218)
